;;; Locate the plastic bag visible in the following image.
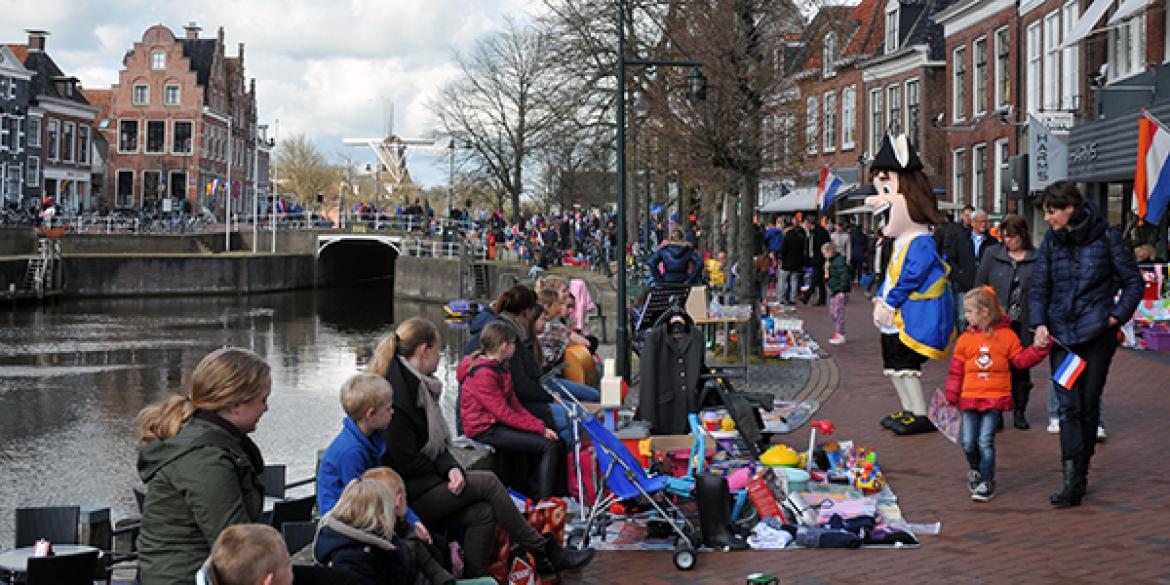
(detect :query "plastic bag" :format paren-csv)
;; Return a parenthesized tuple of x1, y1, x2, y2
(928, 387, 962, 444)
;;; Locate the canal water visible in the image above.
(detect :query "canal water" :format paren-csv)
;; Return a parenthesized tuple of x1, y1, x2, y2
(0, 286, 467, 544)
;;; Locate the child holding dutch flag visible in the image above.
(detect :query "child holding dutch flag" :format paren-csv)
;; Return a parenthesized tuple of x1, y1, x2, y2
(1031, 182, 1143, 509)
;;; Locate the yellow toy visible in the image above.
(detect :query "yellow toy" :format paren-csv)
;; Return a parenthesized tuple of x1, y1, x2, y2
(852, 460, 885, 494)
(721, 417, 736, 431)
(760, 444, 801, 467)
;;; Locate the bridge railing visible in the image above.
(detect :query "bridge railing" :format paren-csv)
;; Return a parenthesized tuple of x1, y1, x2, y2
(396, 238, 488, 261)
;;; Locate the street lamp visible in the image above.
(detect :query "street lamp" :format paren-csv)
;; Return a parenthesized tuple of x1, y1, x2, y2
(448, 138, 471, 222)
(203, 106, 233, 252)
(252, 123, 272, 254)
(615, 0, 706, 380)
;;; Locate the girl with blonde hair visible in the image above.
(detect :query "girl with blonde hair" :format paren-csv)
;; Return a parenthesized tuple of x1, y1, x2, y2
(313, 478, 406, 583)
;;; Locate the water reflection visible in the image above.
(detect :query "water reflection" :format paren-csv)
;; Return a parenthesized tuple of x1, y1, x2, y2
(0, 285, 466, 543)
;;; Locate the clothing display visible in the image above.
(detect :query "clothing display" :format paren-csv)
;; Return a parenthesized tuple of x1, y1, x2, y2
(637, 323, 704, 434)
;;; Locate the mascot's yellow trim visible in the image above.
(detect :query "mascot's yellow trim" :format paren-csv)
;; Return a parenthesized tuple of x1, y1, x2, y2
(894, 311, 956, 360)
(885, 233, 956, 360)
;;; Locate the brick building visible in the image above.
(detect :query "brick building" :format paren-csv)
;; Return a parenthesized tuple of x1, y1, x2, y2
(106, 23, 259, 215)
(0, 44, 34, 207)
(5, 30, 99, 213)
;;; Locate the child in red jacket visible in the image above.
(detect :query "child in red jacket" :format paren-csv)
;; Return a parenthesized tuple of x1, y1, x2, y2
(458, 321, 561, 499)
(946, 287, 1050, 502)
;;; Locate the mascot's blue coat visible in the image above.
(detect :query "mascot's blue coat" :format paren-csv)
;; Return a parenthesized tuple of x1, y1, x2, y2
(879, 233, 956, 359)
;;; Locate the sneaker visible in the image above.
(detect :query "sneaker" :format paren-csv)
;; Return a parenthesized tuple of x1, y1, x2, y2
(971, 481, 996, 502)
(966, 470, 982, 494)
(829, 334, 846, 345)
(1096, 426, 1107, 442)
(1046, 419, 1060, 434)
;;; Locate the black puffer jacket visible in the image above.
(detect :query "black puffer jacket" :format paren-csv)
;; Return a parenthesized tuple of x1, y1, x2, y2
(1030, 210, 1143, 345)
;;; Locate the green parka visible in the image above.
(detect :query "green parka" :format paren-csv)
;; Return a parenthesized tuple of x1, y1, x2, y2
(136, 416, 264, 585)
(827, 254, 851, 295)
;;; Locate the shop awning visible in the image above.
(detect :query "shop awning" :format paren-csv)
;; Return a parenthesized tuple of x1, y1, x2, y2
(758, 187, 819, 213)
(1059, 0, 1113, 50)
(1109, 0, 1146, 24)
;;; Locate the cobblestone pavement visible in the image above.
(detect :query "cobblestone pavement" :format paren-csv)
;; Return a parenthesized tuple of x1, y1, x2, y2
(570, 290, 1170, 585)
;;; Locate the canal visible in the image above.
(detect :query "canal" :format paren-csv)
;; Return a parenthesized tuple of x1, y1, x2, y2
(0, 285, 467, 543)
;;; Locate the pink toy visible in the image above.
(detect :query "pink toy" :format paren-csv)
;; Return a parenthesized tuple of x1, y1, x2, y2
(727, 467, 751, 491)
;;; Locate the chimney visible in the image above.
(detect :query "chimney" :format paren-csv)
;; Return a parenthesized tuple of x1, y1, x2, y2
(184, 22, 201, 40)
(26, 29, 49, 52)
(217, 26, 224, 45)
(237, 42, 244, 62)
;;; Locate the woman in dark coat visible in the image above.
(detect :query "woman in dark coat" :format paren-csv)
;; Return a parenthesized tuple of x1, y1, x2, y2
(975, 215, 1037, 429)
(1031, 182, 1143, 508)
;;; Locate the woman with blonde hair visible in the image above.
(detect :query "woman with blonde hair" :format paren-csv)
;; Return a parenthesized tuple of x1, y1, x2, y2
(136, 347, 272, 585)
(370, 317, 594, 578)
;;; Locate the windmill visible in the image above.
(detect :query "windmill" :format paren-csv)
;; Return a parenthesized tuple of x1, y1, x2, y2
(342, 102, 434, 200)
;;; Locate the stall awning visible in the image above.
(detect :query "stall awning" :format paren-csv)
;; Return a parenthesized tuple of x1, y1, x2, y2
(1109, 0, 1146, 24)
(1059, 0, 1113, 50)
(758, 187, 819, 213)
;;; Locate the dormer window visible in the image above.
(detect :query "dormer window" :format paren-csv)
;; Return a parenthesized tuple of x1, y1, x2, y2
(885, 0, 900, 53)
(823, 32, 837, 78)
(151, 51, 166, 71)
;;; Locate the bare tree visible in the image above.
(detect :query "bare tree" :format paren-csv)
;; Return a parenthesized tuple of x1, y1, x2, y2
(273, 134, 338, 210)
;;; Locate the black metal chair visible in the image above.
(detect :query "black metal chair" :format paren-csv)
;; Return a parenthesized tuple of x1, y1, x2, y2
(281, 520, 318, 555)
(14, 506, 80, 548)
(260, 464, 287, 499)
(269, 495, 315, 532)
(25, 550, 98, 585)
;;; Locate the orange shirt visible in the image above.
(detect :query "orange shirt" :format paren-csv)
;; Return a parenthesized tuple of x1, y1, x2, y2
(952, 326, 1022, 402)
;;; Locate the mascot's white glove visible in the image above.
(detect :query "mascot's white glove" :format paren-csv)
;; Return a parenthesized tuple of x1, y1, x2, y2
(872, 297, 895, 329)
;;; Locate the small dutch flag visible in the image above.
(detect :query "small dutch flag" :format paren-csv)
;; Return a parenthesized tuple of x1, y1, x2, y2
(1052, 352, 1086, 390)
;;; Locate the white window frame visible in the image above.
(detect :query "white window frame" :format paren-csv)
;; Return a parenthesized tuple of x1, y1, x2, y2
(972, 143, 987, 211)
(994, 26, 1011, 110)
(887, 84, 902, 134)
(115, 169, 135, 208)
(77, 125, 89, 165)
(953, 148, 967, 205)
(145, 120, 166, 154)
(133, 84, 149, 106)
(16, 115, 25, 152)
(151, 51, 166, 71)
(806, 96, 819, 155)
(869, 88, 884, 156)
(0, 114, 8, 153)
(1061, 1, 1079, 109)
(993, 138, 1009, 214)
(1026, 22, 1042, 114)
(26, 155, 39, 187)
(169, 170, 186, 200)
(973, 36, 988, 117)
(885, 0, 900, 54)
(46, 119, 59, 162)
(119, 120, 139, 154)
(1043, 10, 1061, 110)
(1108, 13, 1146, 81)
(905, 78, 920, 147)
(164, 84, 181, 106)
(27, 116, 41, 148)
(823, 32, 837, 78)
(841, 85, 856, 150)
(953, 46, 967, 122)
(823, 91, 837, 153)
(62, 121, 75, 163)
(172, 120, 194, 155)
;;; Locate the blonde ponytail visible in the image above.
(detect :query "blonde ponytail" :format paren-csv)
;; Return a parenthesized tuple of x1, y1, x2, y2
(136, 395, 195, 446)
(368, 318, 438, 376)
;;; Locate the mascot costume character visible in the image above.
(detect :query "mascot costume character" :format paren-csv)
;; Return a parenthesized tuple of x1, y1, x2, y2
(865, 134, 956, 435)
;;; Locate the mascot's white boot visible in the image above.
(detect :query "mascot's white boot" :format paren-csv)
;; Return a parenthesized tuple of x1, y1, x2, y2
(890, 370, 936, 435)
(879, 369, 912, 429)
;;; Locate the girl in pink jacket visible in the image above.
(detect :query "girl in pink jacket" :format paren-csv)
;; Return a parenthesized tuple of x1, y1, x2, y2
(458, 321, 561, 499)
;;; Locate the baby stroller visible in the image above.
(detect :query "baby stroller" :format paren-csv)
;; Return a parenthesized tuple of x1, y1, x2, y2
(543, 380, 701, 571)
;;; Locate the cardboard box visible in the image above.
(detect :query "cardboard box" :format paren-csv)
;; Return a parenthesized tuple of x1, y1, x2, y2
(685, 286, 709, 320)
(648, 434, 717, 452)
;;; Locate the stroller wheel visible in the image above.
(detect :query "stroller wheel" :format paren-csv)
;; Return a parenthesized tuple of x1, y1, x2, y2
(673, 543, 697, 571)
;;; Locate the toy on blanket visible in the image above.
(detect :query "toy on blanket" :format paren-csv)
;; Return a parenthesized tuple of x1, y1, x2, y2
(852, 460, 885, 495)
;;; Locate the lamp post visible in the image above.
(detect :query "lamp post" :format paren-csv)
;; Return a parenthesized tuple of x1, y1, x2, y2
(252, 123, 271, 254)
(615, 0, 706, 379)
(203, 107, 233, 252)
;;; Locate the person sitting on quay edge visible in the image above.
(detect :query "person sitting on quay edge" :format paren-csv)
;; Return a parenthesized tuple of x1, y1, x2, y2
(646, 227, 702, 285)
(136, 348, 272, 585)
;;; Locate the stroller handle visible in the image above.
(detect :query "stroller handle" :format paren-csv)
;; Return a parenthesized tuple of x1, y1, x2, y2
(538, 362, 569, 385)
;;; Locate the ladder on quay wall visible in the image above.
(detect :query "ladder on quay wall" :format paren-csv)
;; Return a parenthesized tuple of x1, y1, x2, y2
(22, 239, 60, 298)
(472, 264, 489, 299)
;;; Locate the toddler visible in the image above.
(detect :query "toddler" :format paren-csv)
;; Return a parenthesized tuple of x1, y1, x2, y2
(823, 242, 850, 345)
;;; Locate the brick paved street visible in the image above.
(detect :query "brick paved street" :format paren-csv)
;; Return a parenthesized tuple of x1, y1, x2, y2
(571, 289, 1170, 584)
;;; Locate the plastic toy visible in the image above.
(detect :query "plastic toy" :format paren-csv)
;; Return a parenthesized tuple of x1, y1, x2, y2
(805, 419, 835, 472)
(721, 417, 737, 431)
(852, 460, 885, 494)
(760, 444, 801, 467)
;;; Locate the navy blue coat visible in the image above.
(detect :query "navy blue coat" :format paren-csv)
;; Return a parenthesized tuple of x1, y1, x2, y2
(313, 523, 405, 585)
(647, 243, 702, 284)
(1030, 211, 1143, 345)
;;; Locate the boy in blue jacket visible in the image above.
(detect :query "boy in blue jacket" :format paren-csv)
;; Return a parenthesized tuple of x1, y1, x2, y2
(317, 373, 431, 543)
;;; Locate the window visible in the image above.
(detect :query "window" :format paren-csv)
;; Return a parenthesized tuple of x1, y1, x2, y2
(146, 121, 166, 154)
(165, 85, 180, 106)
(133, 84, 149, 106)
(0, 115, 8, 152)
(0, 77, 7, 99)
(119, 120, 139, 153)
(995, 27, 1011, 110)
(151, 51, 166, 70)
(885, 0, 900, 53)
(869, 89, 884, 156)
(806, 96, 819, 154)
(905, 79, 920, 147)
(974, 37, 988, 116)
(887, 85, 902, 134)
(28, 117, 41, 147)
(1027, 22, 1042, 114)
(3, 163, 21, 203)
(1061, 2, 1079, 109)
(841, 86, 856, 149)
(6, 77, 13, 99)
(953, 46, 967, 121)
(169, 171, 186, 199)
(1044, 11, 1061, 109)
(824, 92, 837, 152)
(116, 170, 134, 208)
(47, 119, 59, 161)
(973, 144, 987, 210)
(994, 139, 1009, 214)
(1109, 12, 1146, 81)
(143, 171, 162, 205)
(62, 122, 75, 162)
(823, 32, 837, 78)
(78, 126, 89, 165)
(26, 156, 39, 187)
(953, 149, 967, 204)
(173, 121, 193, 154)
(777, 113, 795, 163)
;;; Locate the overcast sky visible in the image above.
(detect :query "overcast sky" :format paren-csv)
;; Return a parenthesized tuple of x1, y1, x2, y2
(0, 0, 542, 187)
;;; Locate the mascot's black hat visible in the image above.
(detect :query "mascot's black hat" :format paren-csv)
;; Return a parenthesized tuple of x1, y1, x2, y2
(870, 134, 923, 173)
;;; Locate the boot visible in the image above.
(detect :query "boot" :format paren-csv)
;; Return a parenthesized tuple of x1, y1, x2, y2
(1050, 459, 1085, 508)
(1013, 409, 1030, 430)
(535, 533, 595, 574)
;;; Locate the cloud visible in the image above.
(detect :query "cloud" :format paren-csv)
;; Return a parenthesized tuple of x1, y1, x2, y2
(0, 0, 542, 187)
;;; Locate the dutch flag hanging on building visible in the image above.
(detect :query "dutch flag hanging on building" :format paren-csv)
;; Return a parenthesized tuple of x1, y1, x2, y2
(1133, 111, 1170, 224)
(1052, 351, 1086, 391)
(816, 166, 844, 214)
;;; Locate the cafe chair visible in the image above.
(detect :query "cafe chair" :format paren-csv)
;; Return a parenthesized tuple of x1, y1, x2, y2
(269, 496, 315, 532)
(25, 550, 98, 585)
(14, 506, 80, 548)
(281, 520, 318, 555)
(260, 464, 287, 499)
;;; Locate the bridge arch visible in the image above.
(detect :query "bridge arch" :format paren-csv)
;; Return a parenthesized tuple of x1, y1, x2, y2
(315, 234, 402, 287)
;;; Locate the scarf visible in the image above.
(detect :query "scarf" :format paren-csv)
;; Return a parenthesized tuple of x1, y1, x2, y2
(499, 312, 530, 342)
(398, 357, 451, 461)
(193, 409, 264, 472)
